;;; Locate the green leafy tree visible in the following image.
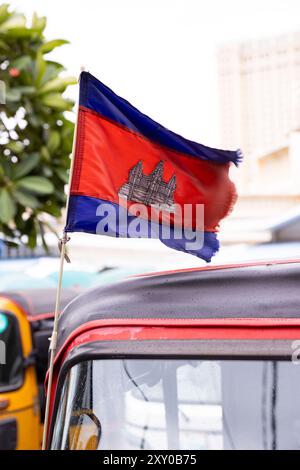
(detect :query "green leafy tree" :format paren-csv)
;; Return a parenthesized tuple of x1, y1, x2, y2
(0, 3, 76, 249)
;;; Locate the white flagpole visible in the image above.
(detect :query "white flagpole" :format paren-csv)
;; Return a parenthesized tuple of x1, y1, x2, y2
(41, 235, 68, 450)
(42, 69, 83, 450)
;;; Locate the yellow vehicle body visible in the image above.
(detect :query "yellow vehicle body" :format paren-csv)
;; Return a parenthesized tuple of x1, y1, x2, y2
(0, 288, 78, 450)
(0, 296, 41, 450)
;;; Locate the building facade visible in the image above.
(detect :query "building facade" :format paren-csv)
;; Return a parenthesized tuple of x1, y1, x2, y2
(218, 32, 300, 194)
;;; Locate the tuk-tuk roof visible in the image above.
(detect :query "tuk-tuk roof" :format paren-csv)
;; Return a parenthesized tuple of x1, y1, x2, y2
(0, 288, 80, 321)
(56, 259, 300, 354)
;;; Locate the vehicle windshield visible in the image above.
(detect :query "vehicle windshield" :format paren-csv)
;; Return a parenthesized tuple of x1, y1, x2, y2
(51, 358, 300, 450)
(0, 312, 23, 391)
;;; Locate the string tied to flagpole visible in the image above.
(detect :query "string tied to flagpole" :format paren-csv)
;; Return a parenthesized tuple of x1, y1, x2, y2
(58, 232, 71, 263)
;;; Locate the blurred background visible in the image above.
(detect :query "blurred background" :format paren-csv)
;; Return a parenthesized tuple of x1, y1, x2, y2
(1, 0, 300, 289)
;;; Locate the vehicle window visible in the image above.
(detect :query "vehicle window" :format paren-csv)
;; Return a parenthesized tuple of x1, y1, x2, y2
(0, 312, 23, 391)
(51, 359, 300, 450)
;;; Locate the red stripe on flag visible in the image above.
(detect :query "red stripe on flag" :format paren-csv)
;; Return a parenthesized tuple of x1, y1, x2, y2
(71, 107, 236, 232)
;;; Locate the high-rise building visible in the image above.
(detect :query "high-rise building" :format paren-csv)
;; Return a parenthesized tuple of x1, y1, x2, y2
(218, 32, 300, 194)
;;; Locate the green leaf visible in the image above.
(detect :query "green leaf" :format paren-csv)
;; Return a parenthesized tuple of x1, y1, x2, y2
(54, 188, 66, 203)
(13, 153, 40, 179)
(16, 176, 54, 195)
(38, 220, 49, 254)
(28, 114, 42, 128)
(0, 38, 8, 50)
(1, 159, 13, 178)
(55, 167, 69, 184)
(31, 12, 46, 32)
(37, 76, 77, 95)
(14, 86, 35, 95)
(1, 27, 37, 38)
(10, 55, 31, 71)
(6, 141, 24, 154)
(0, 4, 10, 25)
(0, 188, 16, 223)
(40, 39, 69, 54)
(35, 50, 46, 85)
(28, 221, 37, 249)
(40, 92, 73, 110)
(42, 200, 61, 217)
(47, 130, 60, 153)
(13, 188, 40, 209)
(6, 28, 35, 38)
(0, 13, 26, 31)
(41, 61, 65, 86)
(41, 145, 50, 162)
(1, 239, 19, 248)
(6, 88, 21, 102)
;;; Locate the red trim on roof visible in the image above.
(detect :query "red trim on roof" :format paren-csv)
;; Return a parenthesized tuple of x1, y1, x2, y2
(133, 258, 300, 279)
(51, 316, 300, 376)
(68, 323, 300, 348)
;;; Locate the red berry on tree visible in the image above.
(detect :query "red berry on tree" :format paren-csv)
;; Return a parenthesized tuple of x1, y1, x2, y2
(9, 67, 20, 77)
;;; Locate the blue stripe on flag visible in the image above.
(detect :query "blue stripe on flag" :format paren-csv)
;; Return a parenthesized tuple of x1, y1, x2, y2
(65, 195, 219, 262)
(79, 72, 242, 166)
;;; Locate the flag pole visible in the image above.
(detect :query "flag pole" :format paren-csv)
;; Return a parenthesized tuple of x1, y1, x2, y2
(41, 235, 68, 450)
(42, 69, 83, 450)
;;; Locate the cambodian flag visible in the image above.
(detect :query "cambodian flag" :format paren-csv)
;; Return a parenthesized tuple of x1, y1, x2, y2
(65, 72, 242, 262)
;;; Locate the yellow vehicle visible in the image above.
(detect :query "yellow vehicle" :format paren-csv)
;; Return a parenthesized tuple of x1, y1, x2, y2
(0, 288, 79, 450)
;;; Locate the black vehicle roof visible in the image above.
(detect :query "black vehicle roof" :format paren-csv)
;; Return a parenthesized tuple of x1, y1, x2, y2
(0, 288, 80, 319)
(56, 259, 300, 352)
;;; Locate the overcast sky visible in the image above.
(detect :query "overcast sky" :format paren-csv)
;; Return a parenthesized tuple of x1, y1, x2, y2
(10, 0, 300, 147)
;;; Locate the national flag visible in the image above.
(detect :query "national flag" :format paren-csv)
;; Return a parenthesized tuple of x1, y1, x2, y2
(65, 72, 242, 262)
